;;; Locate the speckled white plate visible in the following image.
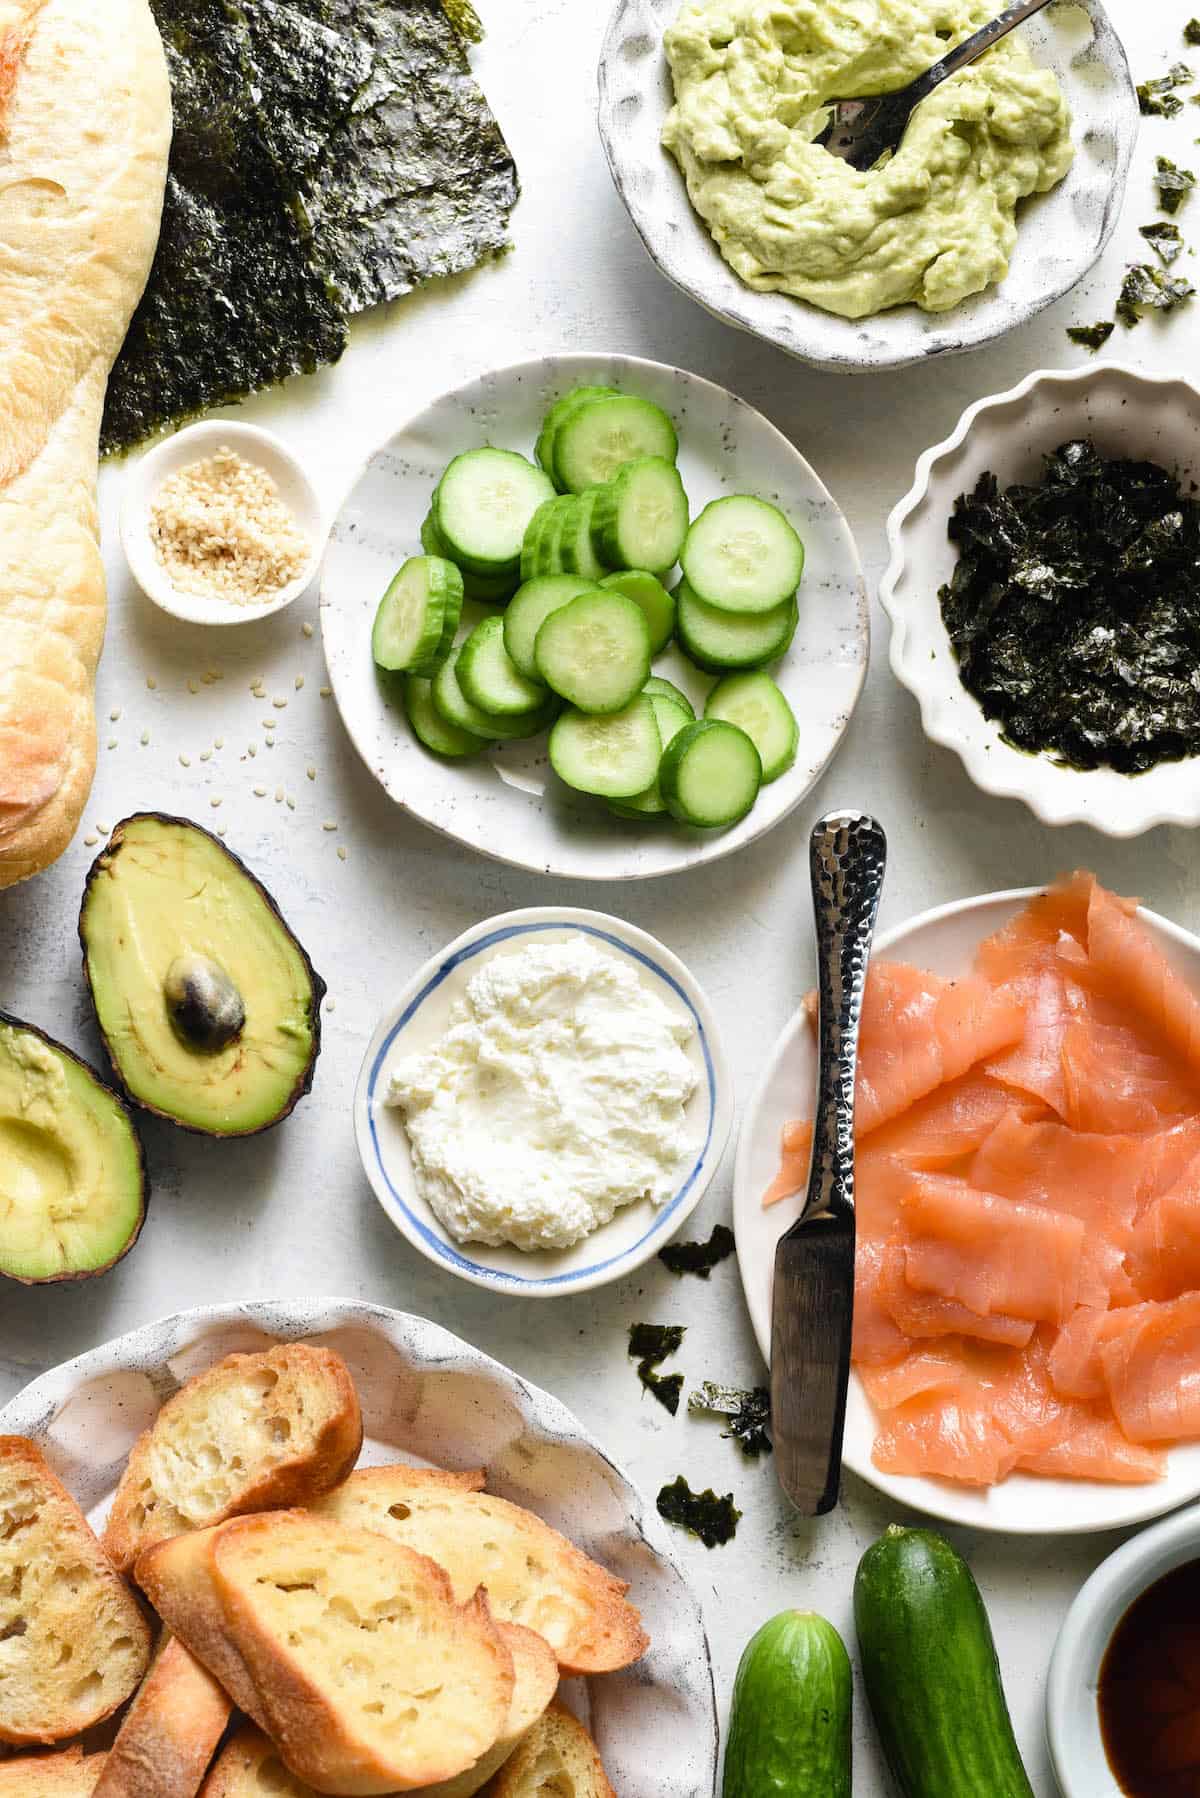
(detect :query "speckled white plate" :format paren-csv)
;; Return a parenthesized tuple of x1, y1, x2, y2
(882, 364, 1200, 837)
(354, 907, 734, 1297)
(319, 352, 868, 880)
(733, 886, 1200, 1535)
(0, 1299, 718, 1797)
(598, 0, 1137, 374)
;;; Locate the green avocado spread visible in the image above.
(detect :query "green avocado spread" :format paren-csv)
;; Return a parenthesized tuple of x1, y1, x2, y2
(662, 0, 1074, 319)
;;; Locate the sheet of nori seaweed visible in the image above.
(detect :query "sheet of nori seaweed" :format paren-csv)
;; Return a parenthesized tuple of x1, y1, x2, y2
(292, 0, 519, 314)
(101, 0, 352, 455)
(238, 0, 373, 178)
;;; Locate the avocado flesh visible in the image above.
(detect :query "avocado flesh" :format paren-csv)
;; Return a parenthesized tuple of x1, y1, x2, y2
(80, 815, 324, 1136)
(0, 1017, 145, 1283)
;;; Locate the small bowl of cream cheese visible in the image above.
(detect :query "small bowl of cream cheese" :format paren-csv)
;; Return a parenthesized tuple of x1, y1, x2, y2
(354, 908, 734, 1297)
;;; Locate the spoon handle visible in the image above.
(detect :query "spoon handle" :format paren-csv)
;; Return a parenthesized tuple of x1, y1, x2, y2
(910, 0, 1056, 104)
(802, 811, 887, 1224)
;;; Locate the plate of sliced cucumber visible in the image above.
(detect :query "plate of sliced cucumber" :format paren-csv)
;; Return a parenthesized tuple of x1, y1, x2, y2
(321, 352, 869, 880)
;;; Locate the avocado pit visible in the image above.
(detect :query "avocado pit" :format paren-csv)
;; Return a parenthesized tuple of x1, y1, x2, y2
(164, 954, 246, 1053)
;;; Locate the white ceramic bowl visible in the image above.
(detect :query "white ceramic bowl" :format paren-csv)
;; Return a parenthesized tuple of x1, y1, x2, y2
(883, 364, 1200, 837)
(120, 420, 325, 625)
(598, 0, 1136, 374)
(1047, 1502, 1200, 1796)
(0, 1298, 718, 1796)
(733, 884, 1200, 1535)
(355, 907, 734, 1298)
(319, 351, 869, 882)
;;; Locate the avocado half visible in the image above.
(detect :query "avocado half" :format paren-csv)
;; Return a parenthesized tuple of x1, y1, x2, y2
(0, 1011, 147, 1284)
(79, 814, 326, 1138)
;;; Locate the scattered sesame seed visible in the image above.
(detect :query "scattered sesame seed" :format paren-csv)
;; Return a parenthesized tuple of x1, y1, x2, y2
(216, 825, 227, 836)
(214, 737, 224, 749)
(199, 750, 212, 763)
(322, 820, 338, 832)
(294, 674, 304, 690)
(107, 737, 118, 749)
(306, 766, 316, 782)
(326, 997, 337, 1012)
(337, 845, 347, 862)
(273, 697, 288, 710)
(254, 785, 267, 797)
(204, 670, 222, 683)
(187, 678, 200, 693)
(140, 730, 150, 746)
(286, 795, 296, 811)
(179, 754, 191, 767)
(210, 797, 222, 809)
(320, 685, 332, 698)
(96, 822, 111, 835)
(302, 621, 314, 638)
(248, 743, 257, 757)
(274, 787, 284, 803)
(109, 708, 122, 722)
(83, 833, 99, 847)
(263, 719, 276, 730)
(146, 676, 157, 690)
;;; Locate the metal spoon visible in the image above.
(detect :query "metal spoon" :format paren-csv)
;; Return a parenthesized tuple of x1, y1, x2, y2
(817, 0, 1056, 171)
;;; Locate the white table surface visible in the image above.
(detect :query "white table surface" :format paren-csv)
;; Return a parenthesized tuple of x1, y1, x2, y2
(0, 4, 1194, 1790)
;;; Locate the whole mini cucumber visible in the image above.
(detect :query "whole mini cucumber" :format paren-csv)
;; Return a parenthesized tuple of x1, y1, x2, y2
(722, 1610, 851, 1798)
(853, 1526, 1034, 1798)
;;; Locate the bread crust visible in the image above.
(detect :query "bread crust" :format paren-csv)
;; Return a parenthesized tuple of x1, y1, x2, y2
(0, 0, 170, 887)
(196, 1725, 306, 1798)
(0, 1745, 108, 1796)
(104, 1344, 364, 1572)
(480, 1703, 616, 1798)
(91, 1635, 232, 1798)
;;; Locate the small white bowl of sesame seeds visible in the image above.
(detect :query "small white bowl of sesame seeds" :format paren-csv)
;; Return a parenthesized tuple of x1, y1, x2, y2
(120, 420, 325, 626)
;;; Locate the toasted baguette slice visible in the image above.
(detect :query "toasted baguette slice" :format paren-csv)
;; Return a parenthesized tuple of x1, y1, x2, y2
(139, 1512, 515, 1796)
(0, 1747, 108, 1795)
(0, 1437, 151, 1744)
(92, 1634, 232, 1798)
(104, 1345, 363, 1571)
(481, 1704, 616, 1798)
(308, 1467, 648, 1674)
(196, 1624, 556, 1798)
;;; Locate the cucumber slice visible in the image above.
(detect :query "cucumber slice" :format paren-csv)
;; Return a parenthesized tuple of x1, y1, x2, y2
(534, 589, 651, 714)
(591, 458, 689, 575)
(504, 576, 596, 682)
(433, 643, 557, 741)
(557, 492, 608, 582)
(601, 570, 676, 655)
(532, 496, 576, 579)
(681, 495, 805, 614)
(553, 395, 679, 494)
(676, 580, 798, 671)
(609, 692, 693, 817)
(535, 385, 618, 486)
(404, 675, 490, 758)
(549, 697, 662, 799)
(421, 512, 516, 605)
(660, 719, 762, 827)
(434, 449, 554, 575)
(642, 675, 695, 716)
(371, 555, 462, 677)
(457, 614, 547, 715)
(705, 672, 798, 783)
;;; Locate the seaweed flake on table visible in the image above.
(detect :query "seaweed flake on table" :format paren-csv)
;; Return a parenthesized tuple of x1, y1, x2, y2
(1156, 156, 1196, 215)
(688, 1382, 773, 1458)
(1138, 63, 1192, 116)
(101, 0, 350, 454)
(1066, 320, 1116, 351)
(1116, 263, 1195, 328)
(290, 0, 519, 314)
(629, 1323, 686, 1415)
(1139, 221, 1185, 264)
(938, 439, 1200, 775)
(658, 1224, 735, 1279)
(657, 1476, 741, 1547)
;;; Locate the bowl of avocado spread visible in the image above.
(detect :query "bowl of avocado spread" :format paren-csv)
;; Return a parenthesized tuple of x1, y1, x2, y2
(599, 0, 1137, 371)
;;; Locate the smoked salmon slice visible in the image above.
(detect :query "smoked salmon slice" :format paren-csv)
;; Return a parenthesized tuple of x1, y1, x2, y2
(1100, 1293, 1200, 1443)
(876, 1241, 1035, 1348)
(1128, 1154, 1200, 1302)
(1086, 882, 1200, 1081)
(899, 1175, 1083, 1325)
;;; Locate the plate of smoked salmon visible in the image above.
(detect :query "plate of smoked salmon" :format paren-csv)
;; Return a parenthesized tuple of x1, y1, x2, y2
(734, 873, 1200, 1532)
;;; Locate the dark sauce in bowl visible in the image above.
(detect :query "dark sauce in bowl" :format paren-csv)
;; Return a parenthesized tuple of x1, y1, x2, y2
(1100, 1557, 1200, 1795)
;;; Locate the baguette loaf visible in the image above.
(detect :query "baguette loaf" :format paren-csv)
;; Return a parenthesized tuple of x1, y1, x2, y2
(309, 1466, 648, 1674)
(0, 0, 170, 888)
(104, 1344, 363, 1572)
(0, 1747, 108, 1795)
(138, 1512, 515, 1796)
(91, 1634, 232, 1798)
(480, 1703, 616, 1798)
(0, 1436, 151, 1745)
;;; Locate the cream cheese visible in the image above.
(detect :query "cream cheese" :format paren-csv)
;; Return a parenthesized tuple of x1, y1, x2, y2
(386, 935, 699, 1252)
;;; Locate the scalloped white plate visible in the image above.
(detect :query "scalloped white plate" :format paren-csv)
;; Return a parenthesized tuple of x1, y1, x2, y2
(319, 353, 868, 881)
(733, 886, 1200, 1535)
(598, 0, 1136, 374)
(882, 364, 1200, 837)
(0, 1299, 718, 1796)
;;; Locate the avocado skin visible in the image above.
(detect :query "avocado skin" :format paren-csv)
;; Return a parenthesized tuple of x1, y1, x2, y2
(0, 1008, 149, 1285)
(79, 813, 327, 1139)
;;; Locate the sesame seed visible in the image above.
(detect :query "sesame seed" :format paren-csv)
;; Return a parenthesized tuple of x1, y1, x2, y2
(109, 707, 122, 722)
(263, 719, 276, 730)
(214, 737, 224, 749)
(274, 787, 284, 803)
(179, 754, 191, 768)
(306, 766, 316, 782)
(337, 845, 347, 862)
(248, 742, 257, 757)
(96, 822, 111, 835)
(210, 797, 222, 809)
(322, 820, 337, 832)
(83, 833, 99, 846)
(286, 796, 296, 811)
(107, 738, 118, 749)
(146, 676, 157, 690)
(320, 685, 332, 698)
(302, 621, 314, 638)
(140, 730, 150, 746)
(199, 750, 211, 763)
(216, 825, 227, 836)
(295, 674, 304, 690)
(187, 678, 199, 693)
(326, 997, 337, 1012)
(273, 697, 288, 710)
(254, 785, 267, 797)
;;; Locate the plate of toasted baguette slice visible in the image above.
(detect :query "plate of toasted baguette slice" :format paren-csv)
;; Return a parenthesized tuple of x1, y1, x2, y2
(0, 1299, 717, 1796)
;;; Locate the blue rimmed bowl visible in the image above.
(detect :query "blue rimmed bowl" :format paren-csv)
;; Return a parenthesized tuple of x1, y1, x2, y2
(354, 907, 734, 1297)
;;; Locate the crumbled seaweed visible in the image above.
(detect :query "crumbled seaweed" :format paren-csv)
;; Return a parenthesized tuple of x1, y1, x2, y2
(1157, 156, 1197, 215)
(1139, 63, 1192, 115)
(290, 0, 518, 314)
(688, 1383, 773, 1458)
(1116, 262, 1195, 327)
(1066, 320, 1116, 351)
(1140, 220, 1185, 264)
(1186, 19, 1200, 46)
(441, 0, 483, 41)
(102, 0, 350, 453)
(629, 1324, 686, 1416)
(938, 438, 1200, 775)
(658, 1225, 736, 1280)
(657, 1476, 741, 1547)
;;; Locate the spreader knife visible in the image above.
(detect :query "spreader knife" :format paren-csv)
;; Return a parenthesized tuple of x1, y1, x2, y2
(771, 810, 887, 1515)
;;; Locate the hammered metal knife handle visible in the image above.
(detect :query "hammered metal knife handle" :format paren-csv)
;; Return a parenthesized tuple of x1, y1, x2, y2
(802, 812, 888, 1224)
